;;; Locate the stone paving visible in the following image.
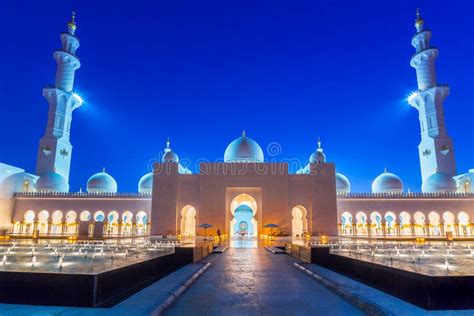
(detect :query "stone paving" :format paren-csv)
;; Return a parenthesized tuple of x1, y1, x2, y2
(304, 263, 474, 315)
(166, 244, 364, 315)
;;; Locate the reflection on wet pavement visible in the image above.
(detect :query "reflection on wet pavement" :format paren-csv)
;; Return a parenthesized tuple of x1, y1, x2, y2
(166, 243, 363, 315)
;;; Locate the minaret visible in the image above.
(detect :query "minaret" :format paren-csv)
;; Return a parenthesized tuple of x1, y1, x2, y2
(36, 12, 83, 184)
(407, 9, 456, 185)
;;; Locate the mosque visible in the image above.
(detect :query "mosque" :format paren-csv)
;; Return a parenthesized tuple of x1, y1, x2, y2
(0, 11, 472, 240)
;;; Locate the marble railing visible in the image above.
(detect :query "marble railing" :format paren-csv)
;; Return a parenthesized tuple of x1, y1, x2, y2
(337, 192, 474, 199)
(14, 192, 152, 198)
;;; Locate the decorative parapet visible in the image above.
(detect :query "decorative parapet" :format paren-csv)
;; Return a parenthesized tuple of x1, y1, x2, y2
(14, 192, 152, 199)
(337, 192, 474, 199)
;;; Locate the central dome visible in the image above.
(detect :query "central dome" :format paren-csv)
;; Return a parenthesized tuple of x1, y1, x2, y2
(224, 131, 264, 163)
(372, 169, 403, 194)
(87, 169, 117, 194)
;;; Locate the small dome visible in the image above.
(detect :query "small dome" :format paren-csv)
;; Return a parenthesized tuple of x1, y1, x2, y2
(310, 151, 326, 164)
(162, 150, 179, 163)
(224, 131, 264, 163)
(336, 173, 350, 194)
(162, 138, 179, 163)
(138, 172, 153, 194)
(309, 138, 326, 164)
(422, 172, 456, 193)
(87, 170, 117, 193)
(372, 169, 403, 194)
(35, 172, 69, 193)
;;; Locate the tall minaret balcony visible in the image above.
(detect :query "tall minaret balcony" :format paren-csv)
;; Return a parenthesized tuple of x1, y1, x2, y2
(36, 12, 83, 185)
(407, 9, 456, 187)
(410, 9, 439, 91)
(53, 11, 81, 93)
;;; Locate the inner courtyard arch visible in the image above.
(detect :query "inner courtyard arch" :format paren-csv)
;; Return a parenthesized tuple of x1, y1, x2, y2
(180, 205, 196, 238)
(292, 206, 308, 238)
(230, 193, 258, 238)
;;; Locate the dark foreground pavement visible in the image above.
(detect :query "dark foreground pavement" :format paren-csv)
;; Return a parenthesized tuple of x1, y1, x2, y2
(165, 246, 364, 316)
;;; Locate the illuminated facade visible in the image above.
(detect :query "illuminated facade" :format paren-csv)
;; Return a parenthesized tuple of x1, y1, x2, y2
(0, 11, 472, 239)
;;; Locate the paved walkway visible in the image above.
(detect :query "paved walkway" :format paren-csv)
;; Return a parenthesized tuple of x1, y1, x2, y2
(304, 263, 474, 316)
(166, 246, 363, 315)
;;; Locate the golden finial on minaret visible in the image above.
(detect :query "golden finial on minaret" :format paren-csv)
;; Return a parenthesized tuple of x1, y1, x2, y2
(414, 8, 424, 31)
(67, 11, 77, 34)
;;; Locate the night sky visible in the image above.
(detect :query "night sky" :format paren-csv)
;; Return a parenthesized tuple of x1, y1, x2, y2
(0, 0, 473, 192)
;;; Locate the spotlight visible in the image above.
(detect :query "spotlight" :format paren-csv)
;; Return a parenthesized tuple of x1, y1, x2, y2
(406, 91, 418, 103)
(72, 92, 84, 106)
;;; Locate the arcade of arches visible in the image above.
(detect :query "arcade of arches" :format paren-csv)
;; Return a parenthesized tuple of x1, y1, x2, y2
(339, 210, 474, 237)
(12, 209, 150, 237)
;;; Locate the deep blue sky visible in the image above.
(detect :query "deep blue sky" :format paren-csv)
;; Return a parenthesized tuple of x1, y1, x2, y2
(0, 0, 473, 192)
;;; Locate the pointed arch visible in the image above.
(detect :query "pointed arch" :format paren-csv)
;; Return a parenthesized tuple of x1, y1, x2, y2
(291, 205, 308, 238)
(180, 205, 196, 238)
(399, 211, 411, 236)
(230, 194, 258, 237)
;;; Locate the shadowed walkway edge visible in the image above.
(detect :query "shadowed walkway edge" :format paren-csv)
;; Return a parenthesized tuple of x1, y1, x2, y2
(294, 262, 391, 316)
(155, 262, 211, 315)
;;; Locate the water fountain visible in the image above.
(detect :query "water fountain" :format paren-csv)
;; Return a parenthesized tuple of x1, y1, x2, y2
(58, 256, 63, 269)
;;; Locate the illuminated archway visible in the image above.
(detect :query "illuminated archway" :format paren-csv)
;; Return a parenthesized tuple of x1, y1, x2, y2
(370, 212, 382, 236)
(230, 194, 258, 238)
(80, 210, 91, 221)
(341, 212, 353, 235)
(413, 211, 425, 236)
(136, 211, 148, 235)
(384, 212, 396, 236)
(180, 205, 196, 238)
(94, 211, 105, 222)
(37, 210, 49, 234)
(107, 211, 120, 235)
(443, 211, 455, 234)
(24, 210, 35, 222)
(65, 210, 78, 234)
(291, 206, 308, 238)
(458, 211, 470, 236)
(428, 211, 441, 236)
(51, 210, 63, 235)
(355, 211, 367, 235)
(122, 211, 133, 235)
(23, 210, 35, 234)
(399, 211, 411, 236)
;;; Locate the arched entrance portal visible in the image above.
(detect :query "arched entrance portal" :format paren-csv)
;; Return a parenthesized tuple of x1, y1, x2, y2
(233, 205, 255, 236)
(230, 194, 258, 237)
(180, 205, 196, 238)
(291, 206, 308, 238)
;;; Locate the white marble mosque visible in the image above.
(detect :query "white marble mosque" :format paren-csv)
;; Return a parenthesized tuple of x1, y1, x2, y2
(0, 11, 472, 239)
